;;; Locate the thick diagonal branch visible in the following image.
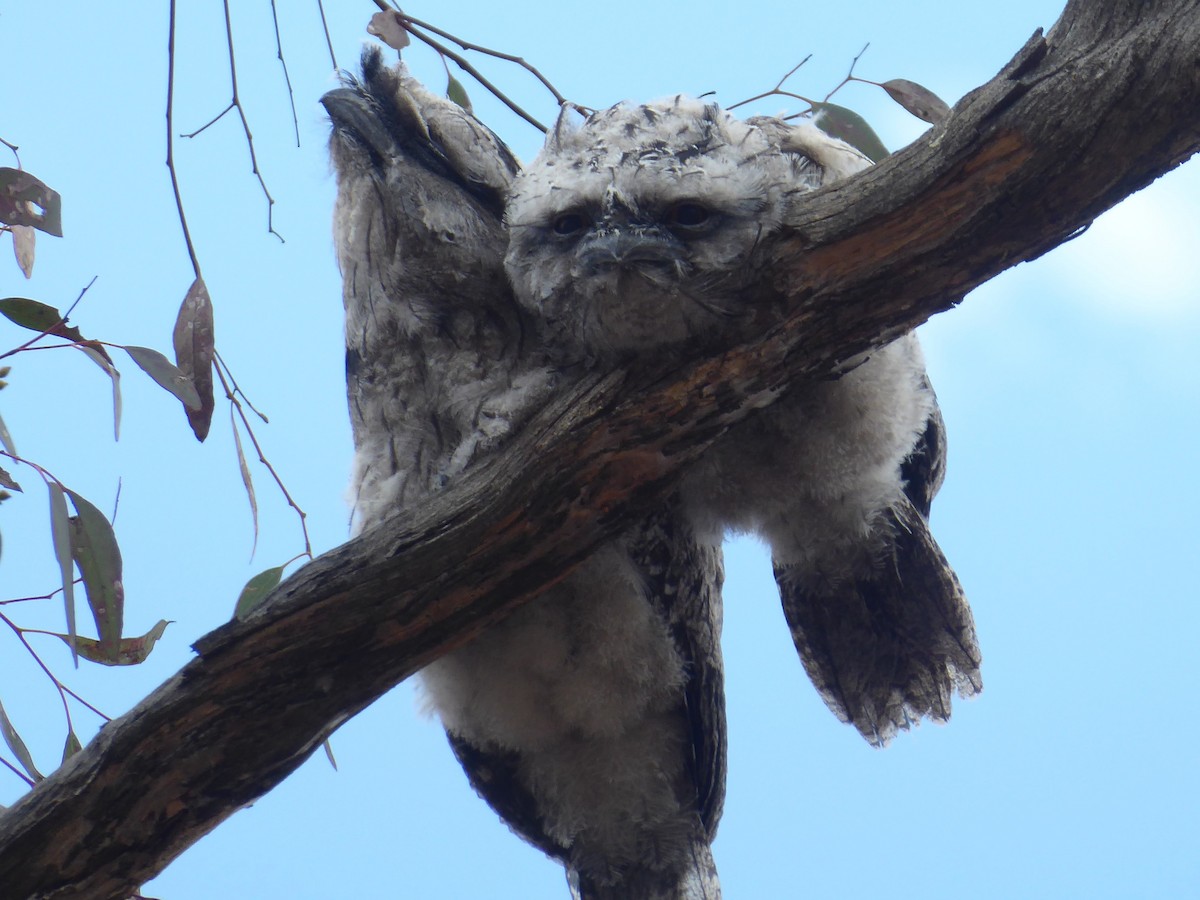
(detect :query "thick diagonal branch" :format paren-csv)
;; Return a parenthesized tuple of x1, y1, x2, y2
(1, 1, 1197, 897)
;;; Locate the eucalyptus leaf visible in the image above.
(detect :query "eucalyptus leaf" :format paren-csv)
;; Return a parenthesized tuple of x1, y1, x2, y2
(0, 167, 62, 236)
(0, 699, 43, 781)
(0, 297, 64, 333)
(172, 277, 215, 441)
(124, 345, 202, 411)
(881, 78, 951, 125)
(47, 480, 77, 664)
(447, 74, 473, 113)
(234, 566, 283, 620)
(811, 103, 890, 163)
(231, 418, 259, 558)
(49, 619, 170, 666)
(66, 488, 125, 658)
(0, 412, 15, 455)
(12, 224, 35, 278)
(62, 729, 83, 763)
(0, 465, 20, 491)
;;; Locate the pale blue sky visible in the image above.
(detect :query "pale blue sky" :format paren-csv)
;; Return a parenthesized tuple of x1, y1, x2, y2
(2, 2, 1197, 898)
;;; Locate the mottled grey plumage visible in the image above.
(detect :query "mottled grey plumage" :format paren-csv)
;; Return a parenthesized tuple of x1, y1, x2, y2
(327, 48, 980, 900)
(505, 98, 981, 745)
(325, 49, 725, 899)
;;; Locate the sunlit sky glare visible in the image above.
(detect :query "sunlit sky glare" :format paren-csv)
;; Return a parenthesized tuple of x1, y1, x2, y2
(2, 2, 1197, 898)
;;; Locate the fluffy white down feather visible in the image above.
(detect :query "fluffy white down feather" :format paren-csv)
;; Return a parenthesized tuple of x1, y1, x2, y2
(329, 58, 977, 899)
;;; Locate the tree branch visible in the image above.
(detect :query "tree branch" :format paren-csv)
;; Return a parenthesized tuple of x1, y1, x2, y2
(2, 1, 1197, 897)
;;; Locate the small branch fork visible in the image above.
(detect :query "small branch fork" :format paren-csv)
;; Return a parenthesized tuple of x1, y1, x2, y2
(362, 7, 869, 136)
(178, 0, 284, 243)
(1, 605, 112, 730)
(214, 354, 313, 561)
(726, 44, 873, 115)
(0, 455, 111, 791)
(159, 1, 309, 569)
(371, 1, 559, 132)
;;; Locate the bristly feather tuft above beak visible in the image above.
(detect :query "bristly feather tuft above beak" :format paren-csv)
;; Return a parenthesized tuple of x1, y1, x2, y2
(577, 226, 685, 272)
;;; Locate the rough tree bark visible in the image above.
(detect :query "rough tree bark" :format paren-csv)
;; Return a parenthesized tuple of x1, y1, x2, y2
(2, 1, 1197, 897)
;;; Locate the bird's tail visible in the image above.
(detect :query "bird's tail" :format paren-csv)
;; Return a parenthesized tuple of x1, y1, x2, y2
(568, 839, 721, 900)
(776, 497, 983, 746)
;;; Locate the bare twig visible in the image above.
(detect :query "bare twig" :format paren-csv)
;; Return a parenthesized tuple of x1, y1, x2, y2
(1, 611, 76, 734)
(214, 350, 268, 423)
(61, 276, 97, 322)
(180, 1, 285, 243)
(727, 55, 816, 112)
(1, 612, 112, 724)
(213, 361, 312, 560)
(367, 2, 551, 132)
(178, 103, 235, 140)
(0, 757, 34, 788)
(0, 588, 64, 607)
(53, 681, 110, 723)
(316, 0, 338, 70)
(166, 1, 201, 280)
(400, 19, 549, 132)
(823, 42, 872, 102)
(179, 3, 284, 240)
(268, 0, 301, 148)
(0, 138, 20, 167)
(401, 12, 566, 106)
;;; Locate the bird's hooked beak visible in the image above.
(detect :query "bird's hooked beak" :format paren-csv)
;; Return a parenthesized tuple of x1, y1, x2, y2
(576, 226, 685, 272)
(322, 88, 399, 162)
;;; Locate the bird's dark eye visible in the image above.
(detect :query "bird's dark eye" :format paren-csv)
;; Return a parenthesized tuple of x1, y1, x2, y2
(667, 202, 711, 230)
(552, 212, 589, 236)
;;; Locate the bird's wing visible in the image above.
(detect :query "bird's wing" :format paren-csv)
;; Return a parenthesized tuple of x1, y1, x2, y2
(757, 118, 981, 744)
(776, 497, 981, 746)
(624, 508, 727, 842)
(900, 376, 948, 518)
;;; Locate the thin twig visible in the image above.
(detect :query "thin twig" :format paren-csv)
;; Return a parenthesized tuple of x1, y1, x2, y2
(178, 103, 235, 140)
(167, 0, 201, 280)
(401, 12, 566, 106)
(727, 55, 815, 112)
(202, 0, 284, 242)
(58, 682, 111, 722)
(214, 350, 268, 423)
(824, 42, 871, 102)
(401, 19, 548, 132)
(269, 0, 301, 148)
(62, 275, 98, 321)
(110, 477, 122, 525)
(316, 0, 338, 70)
(1, 610, 75, 733)
(0, 587, 64, 606)
(5, 622, 112, 723)
(0, 756, 34, 788)
(0, 137, 20, 167)
(213, 363, 312, 559)
(366, 3, 550, 132)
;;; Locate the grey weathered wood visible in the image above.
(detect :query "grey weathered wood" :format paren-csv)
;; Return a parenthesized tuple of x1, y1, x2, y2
(1, 1, 1197, 896)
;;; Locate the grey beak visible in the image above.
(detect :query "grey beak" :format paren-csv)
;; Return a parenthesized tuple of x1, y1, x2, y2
(577, 227, 684, 270)
(322, 88, 398, 162)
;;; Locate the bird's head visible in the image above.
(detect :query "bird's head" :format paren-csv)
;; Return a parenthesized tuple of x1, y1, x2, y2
(504, 98, 829, 362)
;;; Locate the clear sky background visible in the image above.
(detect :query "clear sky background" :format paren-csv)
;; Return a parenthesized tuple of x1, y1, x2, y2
(2, 2, 1197, 898)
